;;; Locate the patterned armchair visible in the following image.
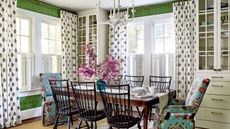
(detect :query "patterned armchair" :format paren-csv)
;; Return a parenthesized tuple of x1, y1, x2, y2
(40, 73, 77, 125)
(158, 76, 210, 129)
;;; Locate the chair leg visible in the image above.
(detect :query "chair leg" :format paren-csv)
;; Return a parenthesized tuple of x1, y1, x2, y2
(67, 116, 71, 129)
(149, 108, 152, 121)
(136, 106, 143, 117)
(85, 121, 90, 128)
(70, 115, 73, 126)
(53, 114, 60, 129)
(76, 120, 82, 129)
(91, 121, 93, 128)
(94, 121, 97, 129)
(138, 122, 141, 129)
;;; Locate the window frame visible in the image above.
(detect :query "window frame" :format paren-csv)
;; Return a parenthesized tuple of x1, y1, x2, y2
(16, 16, 35, 92)
(17, 8, 61, 92)
(126, 13, 174, 85)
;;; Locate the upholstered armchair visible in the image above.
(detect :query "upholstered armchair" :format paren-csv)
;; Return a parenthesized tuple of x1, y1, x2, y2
(158, 76, 210, 129)
(40, 73, 78, 125)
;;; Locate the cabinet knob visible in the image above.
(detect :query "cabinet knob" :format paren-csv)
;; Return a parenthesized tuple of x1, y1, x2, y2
(212, 85, 224, 88)
(211, 112, 223, 115)
(212, 76, 224, 79)
(211, 98, 223, 101)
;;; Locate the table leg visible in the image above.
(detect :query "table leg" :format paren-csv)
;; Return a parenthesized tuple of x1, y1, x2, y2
(143, 105, 149, 129)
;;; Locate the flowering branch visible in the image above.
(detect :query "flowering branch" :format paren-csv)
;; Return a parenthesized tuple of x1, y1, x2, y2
(78, 44, 121, 81)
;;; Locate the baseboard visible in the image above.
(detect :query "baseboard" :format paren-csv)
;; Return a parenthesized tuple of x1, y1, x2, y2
(21, 107, 42, 120)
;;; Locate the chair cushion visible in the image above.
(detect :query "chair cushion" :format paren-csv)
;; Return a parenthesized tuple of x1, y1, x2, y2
(185, 76, 210, 107)
(40, 73, 62, 96)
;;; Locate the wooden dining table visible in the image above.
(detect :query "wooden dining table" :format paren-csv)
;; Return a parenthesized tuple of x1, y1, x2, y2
(69, 88, 176, 129)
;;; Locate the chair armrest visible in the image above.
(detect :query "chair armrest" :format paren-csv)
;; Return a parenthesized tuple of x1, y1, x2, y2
(168, 98, 185, 105)
(167, 105, 198, 113)
(164, 112, 195, 120)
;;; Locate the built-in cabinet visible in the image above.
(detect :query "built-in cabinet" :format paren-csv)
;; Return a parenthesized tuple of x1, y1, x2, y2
(77, 9, 108, 81)
(196, 0, 230, 128)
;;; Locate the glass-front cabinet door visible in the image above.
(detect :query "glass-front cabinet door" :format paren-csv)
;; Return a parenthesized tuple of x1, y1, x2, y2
(219, 0, 230, 70)
(198, 0, 215, 70)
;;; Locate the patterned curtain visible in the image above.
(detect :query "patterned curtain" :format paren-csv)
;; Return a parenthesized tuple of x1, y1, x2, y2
(173, 0, 197, 99)
(109, 12, 128, 75)
(60, 11, 78, 80)
(0, 0, 21, 128)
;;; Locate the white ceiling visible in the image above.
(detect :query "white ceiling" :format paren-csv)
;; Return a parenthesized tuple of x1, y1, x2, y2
(40, 0, 173, 12)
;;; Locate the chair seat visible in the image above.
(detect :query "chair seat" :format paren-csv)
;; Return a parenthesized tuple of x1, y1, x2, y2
(57, 106, 79, 116)
(79, 109, 106, 121)
(108, 115, 142, 128)
(151, 104, 160, 108)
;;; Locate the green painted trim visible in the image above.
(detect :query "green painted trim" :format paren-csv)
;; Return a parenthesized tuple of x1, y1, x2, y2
(17, 0, 61, 18)
(133, 2, 173, 17)
(20, 94, 42, 111)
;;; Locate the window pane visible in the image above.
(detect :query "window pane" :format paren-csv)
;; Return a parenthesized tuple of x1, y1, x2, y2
(154, 38, 164, 54)
(49, 40, 55, 54)
(20, 36, 29, 53)
(154, 23, 164, 38)
(164, 22, 174, 37)
(49, 25, 56, 40)
(21, 19, 30, 36)
(56, 40, 62, 55)
(165, 38, 175, 53)
(42, 23, 48, 39)
(127, 24, 144, 54)
(51, 56, 59, 72)
(42, 39, 48, 54)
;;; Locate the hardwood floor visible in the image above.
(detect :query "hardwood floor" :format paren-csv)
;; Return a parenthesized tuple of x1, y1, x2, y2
(10, 118, 155, 129)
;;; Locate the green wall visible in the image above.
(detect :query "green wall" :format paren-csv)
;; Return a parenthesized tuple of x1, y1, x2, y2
(133, 2, 173, 17)
(17, 0, 61, 18)
(20, 94, 42, 111)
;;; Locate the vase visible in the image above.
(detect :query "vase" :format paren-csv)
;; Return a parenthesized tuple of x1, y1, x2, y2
(96, 79, 106, 90)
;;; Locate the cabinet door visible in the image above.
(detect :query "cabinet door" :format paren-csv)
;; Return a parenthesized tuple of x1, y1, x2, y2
(88, 14, 97, 50)
(198, 0, 216, 71)
(219, 0, 230, 71)
(78, 16, 87, 65)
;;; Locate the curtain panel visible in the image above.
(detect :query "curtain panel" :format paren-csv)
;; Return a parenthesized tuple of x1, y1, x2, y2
(109, 12, 128, 75)
(173, 0, 197, 99)
(0, 0, 21, 128)
(60, 11, 78, 80)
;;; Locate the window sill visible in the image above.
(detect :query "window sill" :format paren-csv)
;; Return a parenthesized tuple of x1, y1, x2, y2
(19, 89, 41, 97)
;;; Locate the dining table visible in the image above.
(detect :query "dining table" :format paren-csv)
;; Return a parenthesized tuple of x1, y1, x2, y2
(69, 87, 176, 129)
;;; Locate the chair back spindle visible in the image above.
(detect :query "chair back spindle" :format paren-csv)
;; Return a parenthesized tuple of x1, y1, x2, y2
(124, 75, 144, 88)
(71, 81, 97, 119)
(149, 76, 172, 93)
(50, 80, 72, 115)
(98, 83, 133, 125)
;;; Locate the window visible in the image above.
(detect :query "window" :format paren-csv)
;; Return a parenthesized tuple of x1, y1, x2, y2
(41, 22, 61, 73)
(153, 22, 175, 54)
(127, 14, 175, 86)
(16, 17, 34, 91)
(151, 20, 175, 87)
(127, 23, 144, 75)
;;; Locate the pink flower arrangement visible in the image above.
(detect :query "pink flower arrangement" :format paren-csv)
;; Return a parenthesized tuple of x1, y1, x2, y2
(78, 44, 122, 81)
